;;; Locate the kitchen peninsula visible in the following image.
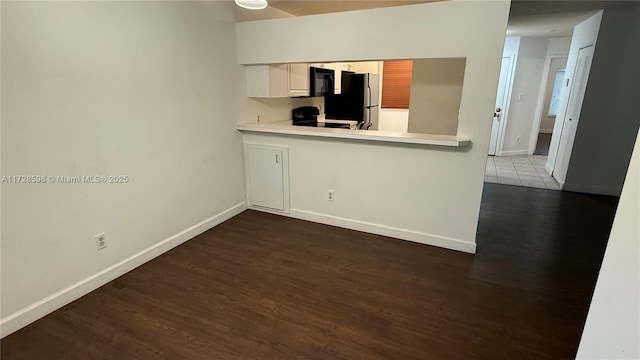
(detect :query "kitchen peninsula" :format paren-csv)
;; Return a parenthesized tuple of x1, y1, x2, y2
(237, 120, 471, 148)
(235, 0, 509, 255)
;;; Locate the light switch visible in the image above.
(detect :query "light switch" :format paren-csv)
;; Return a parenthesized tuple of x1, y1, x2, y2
(518, 94, 525, 101)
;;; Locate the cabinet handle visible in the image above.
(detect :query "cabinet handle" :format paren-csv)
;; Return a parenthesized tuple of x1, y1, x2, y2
(275, 154, 280, 163)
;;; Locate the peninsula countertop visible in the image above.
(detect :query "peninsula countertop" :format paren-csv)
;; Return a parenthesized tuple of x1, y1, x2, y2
(237, 120, 471, 148)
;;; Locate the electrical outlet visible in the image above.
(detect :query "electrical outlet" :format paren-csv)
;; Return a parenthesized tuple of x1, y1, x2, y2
(516, 137, 521, 143)
(257, 115, 260, 123)
(328, 190, 334, 201)
(95, 233, 107, 250)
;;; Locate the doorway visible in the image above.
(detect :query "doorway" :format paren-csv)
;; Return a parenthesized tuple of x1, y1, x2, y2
(534, 57, 568, 156)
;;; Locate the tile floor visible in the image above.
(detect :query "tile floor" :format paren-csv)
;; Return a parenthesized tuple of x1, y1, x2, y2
(485, 155, 562, 190)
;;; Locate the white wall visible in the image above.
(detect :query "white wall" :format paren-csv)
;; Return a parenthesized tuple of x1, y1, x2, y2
(407, 58, 465, 135)
(244, 132, 478, 253)
(236, 1, 511, 252)
(1, 1, 247, 335)
(378, 109, 409, 132)
(576, 131, 640, 359)
(547, 37, 572, 56)
(500, 37, 550, 155)
(547, 11, 603, 173)
(238, 97, 324, 125)
(564, 5, 640, 196)
(236, 1, 510, 64)
(354, 61, 381, 74)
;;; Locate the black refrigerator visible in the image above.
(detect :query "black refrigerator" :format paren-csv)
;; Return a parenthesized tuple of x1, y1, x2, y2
(325, 72, 380, 130)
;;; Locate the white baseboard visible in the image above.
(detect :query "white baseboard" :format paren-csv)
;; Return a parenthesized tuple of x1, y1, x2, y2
(289, 209, 476, 254)
(545, 163, 554, 176)
(498, 149, 529, 156)
(538, 129, 553, 134)
(0, 201, 248, 339)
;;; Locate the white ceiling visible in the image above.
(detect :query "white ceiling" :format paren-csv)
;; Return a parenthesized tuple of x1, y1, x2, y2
(234, 5, 294, 22)
(508, 0, 635, 17)
(234, 0, 640, 38)
(507, 10, 597, 37)
(267, 0, 437, 16)
(234, 0, 436, 21)
(506, 0, 639, 37)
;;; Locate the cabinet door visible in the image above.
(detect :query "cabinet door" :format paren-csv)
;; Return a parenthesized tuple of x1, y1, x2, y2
(246, 144, 289, 212)
(245, 65, 288, 98)
(287, 63, 310, 97)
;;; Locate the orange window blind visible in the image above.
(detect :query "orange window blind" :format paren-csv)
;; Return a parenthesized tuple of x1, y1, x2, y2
(381, 60, 413, 109)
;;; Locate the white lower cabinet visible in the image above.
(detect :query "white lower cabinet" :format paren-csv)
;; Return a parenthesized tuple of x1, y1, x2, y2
(245, 144, 290, 213)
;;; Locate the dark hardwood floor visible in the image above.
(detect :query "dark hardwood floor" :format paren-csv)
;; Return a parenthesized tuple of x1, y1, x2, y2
(1, 184, 618, 359)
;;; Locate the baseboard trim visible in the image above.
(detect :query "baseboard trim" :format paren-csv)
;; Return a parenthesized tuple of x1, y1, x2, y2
(289, 209, 476, 254)
(497, 149, 529, 156)
(544, 163, 554, 176)
(0, 201, 248, 339)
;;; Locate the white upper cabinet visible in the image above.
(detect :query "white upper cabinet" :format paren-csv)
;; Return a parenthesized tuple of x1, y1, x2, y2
(245, 62, 370, 97)
(309, 63, 336, 70)
(287, 63, 310, 97)
(336, 62, 355, 72)
(245, 64, 310, 98)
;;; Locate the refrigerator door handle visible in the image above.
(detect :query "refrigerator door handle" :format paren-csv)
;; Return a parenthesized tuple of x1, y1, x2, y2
(367, 74, 372, 108)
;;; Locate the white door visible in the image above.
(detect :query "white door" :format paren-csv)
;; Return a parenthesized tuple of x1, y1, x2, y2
(553, 45, 594, 185)
(246, 144, 289, 212)
(489, 57, 512, 155)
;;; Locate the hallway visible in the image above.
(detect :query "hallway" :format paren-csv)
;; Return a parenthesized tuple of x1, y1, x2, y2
(534, 133, 552, 156)
(485, 155, 561, 190)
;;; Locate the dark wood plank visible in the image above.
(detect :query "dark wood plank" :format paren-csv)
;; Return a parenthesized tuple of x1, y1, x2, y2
(1, 183, 618, 359)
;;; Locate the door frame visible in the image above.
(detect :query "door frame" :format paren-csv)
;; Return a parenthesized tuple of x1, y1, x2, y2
(527, 55, 568, 155)
(490, 55, 516, 156)
(551, 44, 595, 186)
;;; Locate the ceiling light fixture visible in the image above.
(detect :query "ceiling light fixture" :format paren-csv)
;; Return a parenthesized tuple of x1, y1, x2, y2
(235, 0, 268, 10)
